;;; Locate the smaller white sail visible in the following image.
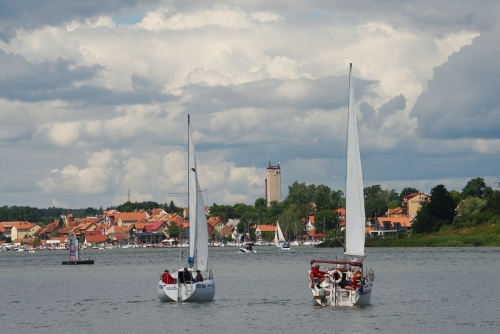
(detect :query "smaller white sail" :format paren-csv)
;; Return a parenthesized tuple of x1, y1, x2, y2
(188, 116, 208, 271)
(194, 174, 208, 271)
(277, 222, 285, 242)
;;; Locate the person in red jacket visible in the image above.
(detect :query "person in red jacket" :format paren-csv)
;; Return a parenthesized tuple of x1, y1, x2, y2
(162, 269, 175, 284)
(311, 264, 329, 288)
(351, 270, 362, 290)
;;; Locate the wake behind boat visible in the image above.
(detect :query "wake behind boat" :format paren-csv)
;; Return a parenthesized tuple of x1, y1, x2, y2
(157, 115, 215, 303)
(308, 64, 374, 307)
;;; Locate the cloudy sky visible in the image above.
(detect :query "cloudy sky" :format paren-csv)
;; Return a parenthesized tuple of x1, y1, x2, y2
(1, 0, 499, 209)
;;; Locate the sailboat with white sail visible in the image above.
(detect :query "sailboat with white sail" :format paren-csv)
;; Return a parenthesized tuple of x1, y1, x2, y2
(274, 222, 290, 250)
(157, 115, 215, 302)
(308, 64, 374, 306)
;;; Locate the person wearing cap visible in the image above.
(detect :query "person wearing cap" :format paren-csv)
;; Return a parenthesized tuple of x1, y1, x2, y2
(162, 269, 175, 284)
(195, 270, 204, 282)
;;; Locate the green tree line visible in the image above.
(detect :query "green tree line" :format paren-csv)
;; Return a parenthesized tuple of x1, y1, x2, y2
(1, 177, 498, 240)
(412, 177, 500, 233)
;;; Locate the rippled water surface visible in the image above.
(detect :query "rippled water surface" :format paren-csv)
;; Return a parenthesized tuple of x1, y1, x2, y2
(1, 246, 499, 333)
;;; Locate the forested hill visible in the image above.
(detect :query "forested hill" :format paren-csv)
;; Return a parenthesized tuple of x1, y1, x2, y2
(0, 206, 102, 226)
(0, 200, 181, 226)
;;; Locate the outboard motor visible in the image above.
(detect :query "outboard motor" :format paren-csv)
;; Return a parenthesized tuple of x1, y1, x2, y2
(318, 288, 327, 304)
(368, 268, 375, 282)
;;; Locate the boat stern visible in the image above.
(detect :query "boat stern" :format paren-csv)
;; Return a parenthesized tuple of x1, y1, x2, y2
(157, 280, 178, 302)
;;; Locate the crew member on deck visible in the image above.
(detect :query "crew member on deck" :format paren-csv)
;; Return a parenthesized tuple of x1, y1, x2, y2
(351, 270, 362, 290)
(183, 267, 193, 283)
(311, 264, 329, 288)
(195, 270, 204, 282)
(162, 269, 175, 284)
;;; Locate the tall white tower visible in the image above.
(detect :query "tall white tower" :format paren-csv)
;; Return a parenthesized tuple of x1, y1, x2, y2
(265, 157, 281, 207)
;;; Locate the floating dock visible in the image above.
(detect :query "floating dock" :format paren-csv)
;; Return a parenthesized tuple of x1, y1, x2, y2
(62, 259, 94, 265)
(62, 236, 94, 265)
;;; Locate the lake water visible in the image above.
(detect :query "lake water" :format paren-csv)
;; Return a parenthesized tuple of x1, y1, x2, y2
(1, 246, 499, 334)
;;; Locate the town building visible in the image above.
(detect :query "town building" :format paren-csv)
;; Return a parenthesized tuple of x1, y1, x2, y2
(255, 224, 277, 240)
(370, 216, 412, 236)
(402, 193, 431, 221)
(0, 221, 40, 240)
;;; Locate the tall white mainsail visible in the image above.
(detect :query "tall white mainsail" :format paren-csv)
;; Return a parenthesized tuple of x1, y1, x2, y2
(188, 115, 208, 271)
(344, 63, 366, 258)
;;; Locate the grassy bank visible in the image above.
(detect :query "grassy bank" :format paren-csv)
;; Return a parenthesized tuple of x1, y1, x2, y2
(365, 223, 500, 247)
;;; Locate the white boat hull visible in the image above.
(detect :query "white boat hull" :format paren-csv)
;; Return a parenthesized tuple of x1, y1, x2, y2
(310, 278, 372, 307)
(157, 279, 215, 302)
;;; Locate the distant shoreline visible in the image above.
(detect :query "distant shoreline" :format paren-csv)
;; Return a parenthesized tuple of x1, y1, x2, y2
(365, 223, 500, 247)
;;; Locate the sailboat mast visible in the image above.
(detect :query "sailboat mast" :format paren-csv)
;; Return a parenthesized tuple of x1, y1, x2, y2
(187, 114, 194, 264)
(187, 114, 195, 268)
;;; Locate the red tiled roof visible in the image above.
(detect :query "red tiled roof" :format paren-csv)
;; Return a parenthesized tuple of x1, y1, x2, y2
(256, 224, 277, 232)
(219, 225, 234, 236)
(376, 216, 411, 228)
(1, 221, 36, 230)
(334, 208, 346, 216)
(388, 207, 402, 214)
(174, 217, 186, 227)
(86, 235, 108, 243)
(59, 227, 72, 234)
(85, 229, 102, 236)
(113, 234, 128, 240)
(116, 212, 149, 221)
(145, 221, 166, 233)
(208, 216, 223, 227)
(403, 192, 430, 201)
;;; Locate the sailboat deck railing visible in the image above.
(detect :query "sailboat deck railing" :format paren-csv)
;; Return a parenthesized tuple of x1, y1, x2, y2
(310, 259, 363, 267)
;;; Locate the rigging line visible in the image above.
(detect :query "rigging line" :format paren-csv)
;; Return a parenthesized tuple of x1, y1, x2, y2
(167, 117, 188, 203)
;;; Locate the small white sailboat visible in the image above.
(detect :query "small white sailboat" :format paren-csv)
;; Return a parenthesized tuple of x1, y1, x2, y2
(308, 64, 374, 306)
(157, 115, 215, 302)
(275, 222, 290, 250)
(274, 222, 290, 250)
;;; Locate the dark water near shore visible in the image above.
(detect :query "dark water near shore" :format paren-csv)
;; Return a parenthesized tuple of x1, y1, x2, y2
(1, 246, 499, 334)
